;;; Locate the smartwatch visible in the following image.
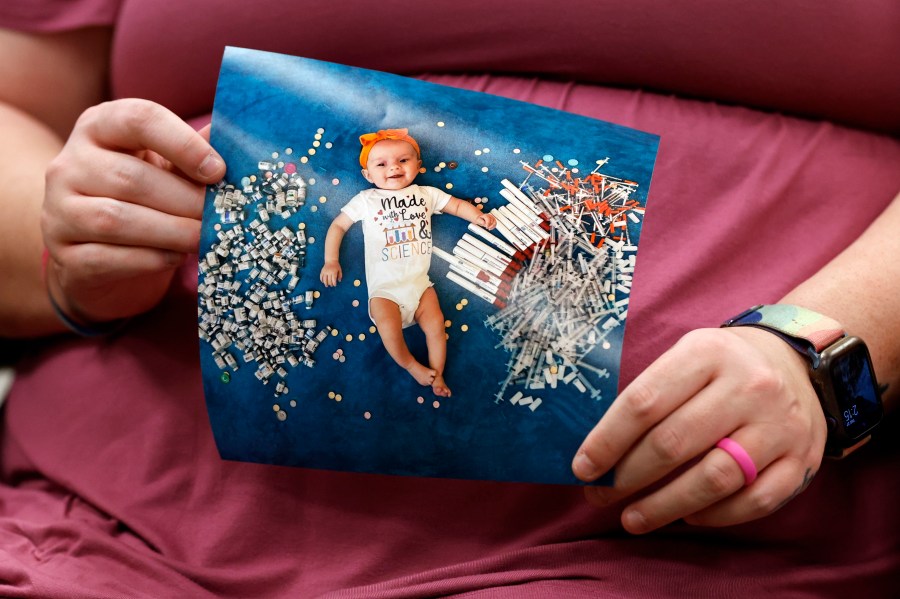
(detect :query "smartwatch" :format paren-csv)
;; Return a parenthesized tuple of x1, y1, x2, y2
(722, 304, 884, 458)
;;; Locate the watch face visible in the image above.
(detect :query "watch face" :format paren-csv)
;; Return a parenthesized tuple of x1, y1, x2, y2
(828, 340, 883, 440)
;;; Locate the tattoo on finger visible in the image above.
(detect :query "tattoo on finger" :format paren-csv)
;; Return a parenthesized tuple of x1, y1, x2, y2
(775, 467, 817, 512)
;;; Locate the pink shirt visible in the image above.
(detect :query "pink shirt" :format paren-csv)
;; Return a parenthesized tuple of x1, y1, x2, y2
(2, 1, 900, 597)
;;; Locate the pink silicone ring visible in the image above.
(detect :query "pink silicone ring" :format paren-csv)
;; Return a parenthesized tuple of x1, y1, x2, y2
(716, 437, 758, 485)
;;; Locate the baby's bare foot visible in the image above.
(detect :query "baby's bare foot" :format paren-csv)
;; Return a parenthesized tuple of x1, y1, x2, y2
(406, 362, 436, 386)
(432, 375, 451, 397)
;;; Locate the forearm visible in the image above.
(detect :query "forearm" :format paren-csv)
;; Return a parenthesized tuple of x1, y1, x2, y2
(0, 27, 112, 337)
(323, 220, 349, 263)
(0, 102, 67, 336)
(444, 197, 483, 223)
(780, 191, 900, 408)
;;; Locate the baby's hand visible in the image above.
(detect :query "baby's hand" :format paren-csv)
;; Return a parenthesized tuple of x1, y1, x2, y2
(475, 213, 497, 230)
(320, 261, 342, 287)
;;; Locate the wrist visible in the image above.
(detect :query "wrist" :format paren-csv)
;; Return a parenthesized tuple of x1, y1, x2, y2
(722, 304, 884, 458)
(725, 325, 810, 375)
(42, 248, 129, 337)
(725, 324, 823, 425)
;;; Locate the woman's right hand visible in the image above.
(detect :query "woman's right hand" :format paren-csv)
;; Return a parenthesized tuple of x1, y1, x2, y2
(41, 99, 226, 325)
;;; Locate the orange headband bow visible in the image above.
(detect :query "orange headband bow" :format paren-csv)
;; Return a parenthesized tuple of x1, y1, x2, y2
(359, 128, 421, 168)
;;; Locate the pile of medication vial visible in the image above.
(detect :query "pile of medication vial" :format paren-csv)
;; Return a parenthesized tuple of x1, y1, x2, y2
(198, 148, 330, 404)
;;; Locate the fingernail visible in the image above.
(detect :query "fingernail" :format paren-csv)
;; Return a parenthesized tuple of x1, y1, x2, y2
(573, 451, 599, 480)
(198, 151, 224, 179)
(623, 509, 648, 534)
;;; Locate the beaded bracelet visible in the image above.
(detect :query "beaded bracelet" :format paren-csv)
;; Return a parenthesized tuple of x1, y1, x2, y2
(42, 249, 129, 337)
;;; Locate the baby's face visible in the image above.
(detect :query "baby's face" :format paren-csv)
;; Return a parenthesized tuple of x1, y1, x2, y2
(362, 139, 422, 190)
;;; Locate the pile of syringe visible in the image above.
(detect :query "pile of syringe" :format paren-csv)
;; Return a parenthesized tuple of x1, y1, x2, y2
(436, 158, 643, 409)
(198, 153, 333, 401)
(486, 231, 623, 405)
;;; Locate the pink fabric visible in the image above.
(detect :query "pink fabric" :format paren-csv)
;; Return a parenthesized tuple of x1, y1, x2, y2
(9, 0, 897, 130)
(0, 0, 119, 32)
(111, 0, 900, 132)
(2, 1, 900, 597)
(3, 74, 899, 599)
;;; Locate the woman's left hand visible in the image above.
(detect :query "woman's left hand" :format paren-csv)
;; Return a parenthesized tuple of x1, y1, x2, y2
(572, 325, 826, 533)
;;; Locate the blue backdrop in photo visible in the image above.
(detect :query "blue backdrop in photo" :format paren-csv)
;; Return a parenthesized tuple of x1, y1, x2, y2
(199, 47, 659, 485)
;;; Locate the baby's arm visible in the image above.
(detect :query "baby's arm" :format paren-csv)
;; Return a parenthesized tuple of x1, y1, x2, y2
(442, 197, 497, 230)
(319, 212, 354, 287)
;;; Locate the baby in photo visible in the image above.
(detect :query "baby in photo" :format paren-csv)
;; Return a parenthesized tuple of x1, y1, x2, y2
(320, 129, 496, 397)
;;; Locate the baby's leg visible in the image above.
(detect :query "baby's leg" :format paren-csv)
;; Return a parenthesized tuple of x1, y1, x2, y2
(415, 288, 451, 397)
(369, 297, 436, 387)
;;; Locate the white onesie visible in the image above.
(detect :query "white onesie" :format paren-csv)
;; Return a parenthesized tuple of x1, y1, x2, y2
(341, 184, 452, 328)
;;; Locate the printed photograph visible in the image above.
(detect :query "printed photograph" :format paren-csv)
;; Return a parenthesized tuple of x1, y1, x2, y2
(198, 47, 660, 484)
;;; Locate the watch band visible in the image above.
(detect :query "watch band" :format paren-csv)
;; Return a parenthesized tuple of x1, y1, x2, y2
(721, 304, 845, 367)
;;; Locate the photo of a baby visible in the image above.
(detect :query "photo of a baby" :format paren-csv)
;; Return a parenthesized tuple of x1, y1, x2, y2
(319, 129, 497, 397)
(199, 48, 659, 484)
